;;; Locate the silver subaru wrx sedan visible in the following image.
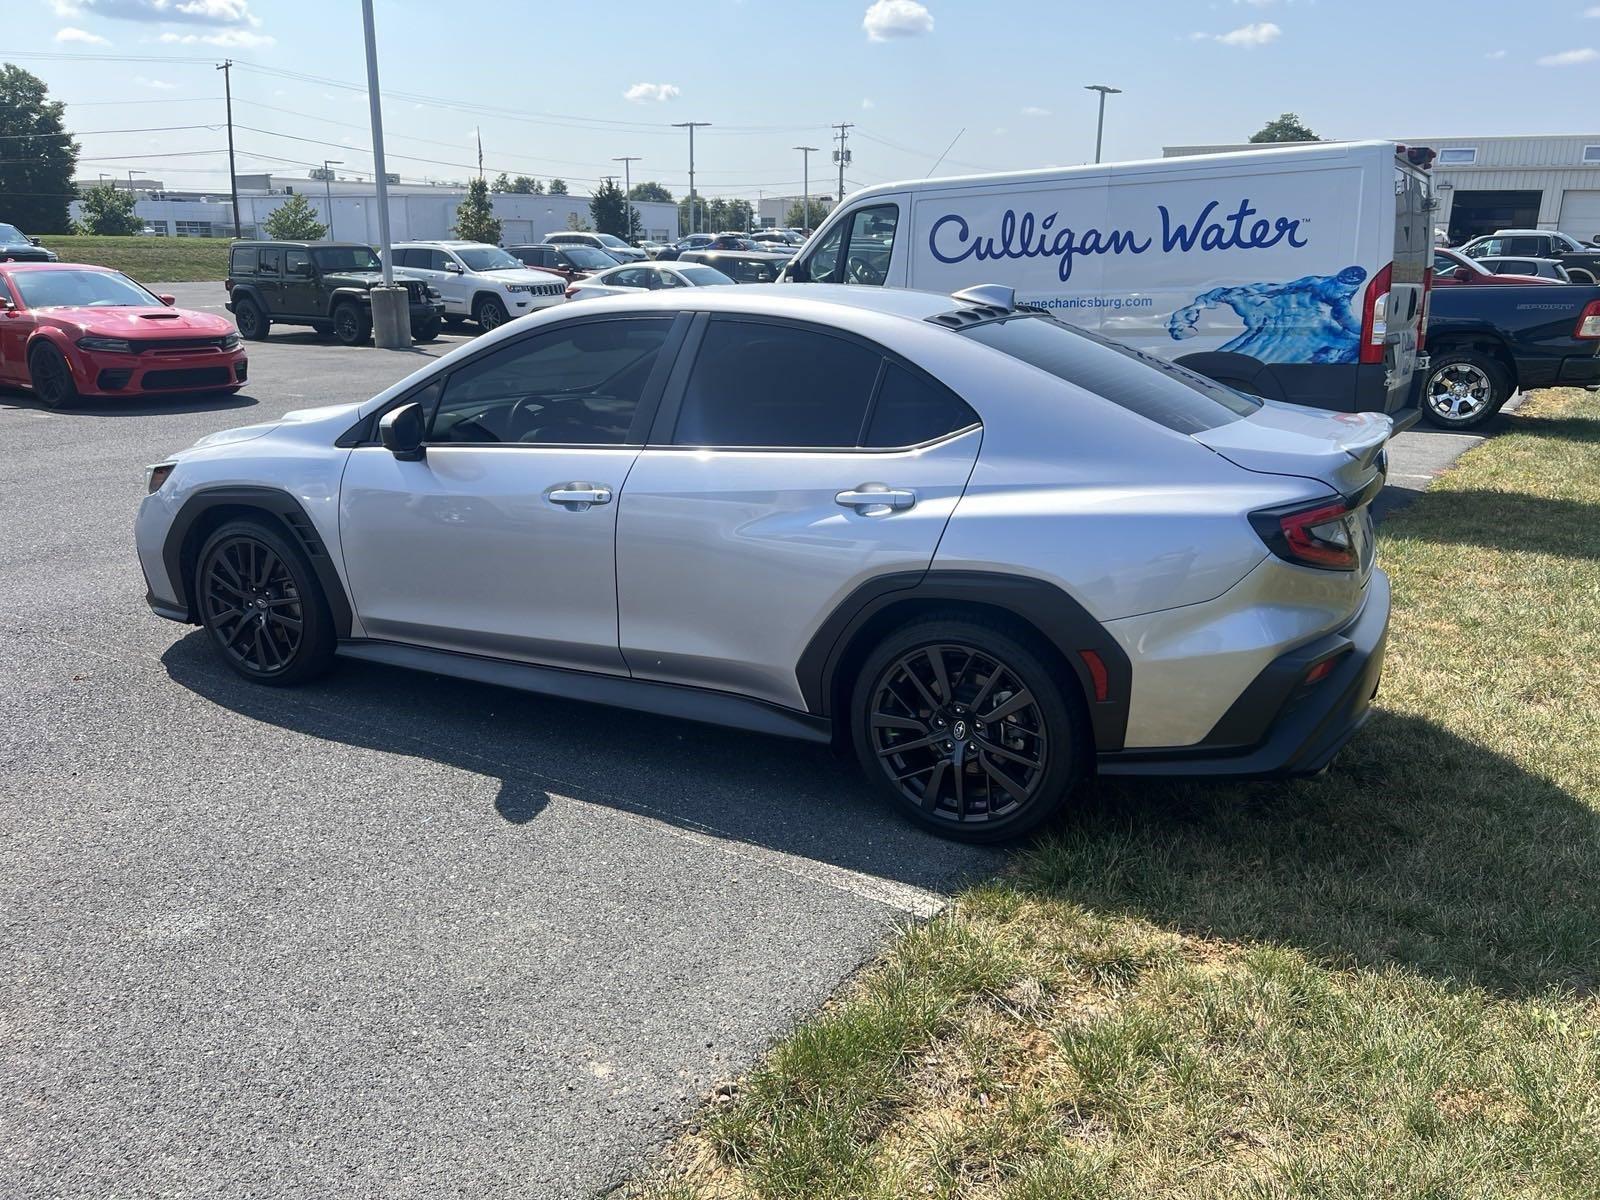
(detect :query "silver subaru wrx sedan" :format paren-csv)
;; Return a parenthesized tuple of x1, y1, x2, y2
(136, 285, 1390, 843)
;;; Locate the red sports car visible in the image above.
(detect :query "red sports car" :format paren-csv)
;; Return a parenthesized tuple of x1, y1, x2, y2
(0, 263, 246, 407)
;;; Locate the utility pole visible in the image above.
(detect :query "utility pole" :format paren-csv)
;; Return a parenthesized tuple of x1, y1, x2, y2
(360, 0, 407, 346)
(321, 160, 342, 240)
(832, 122, 853, 204)
(216, 59, 240, 238)
(613, 155, 640, 239)
(793, 145, 818, 232)
(672, 122, 710, 234)
(1084, 84, 1121, 164)
(476, 126, 483, 179)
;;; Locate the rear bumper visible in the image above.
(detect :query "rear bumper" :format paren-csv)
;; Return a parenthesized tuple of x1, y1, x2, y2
(1098, 568, 1390, 779)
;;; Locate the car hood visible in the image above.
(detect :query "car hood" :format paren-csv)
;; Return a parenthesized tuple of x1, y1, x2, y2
(41, 305, 234, 336)
(181, 401, 363, 453)
(321, 269, 428, 288)
(1192, 401, 1391, 500)
(481, 267, 567, 285)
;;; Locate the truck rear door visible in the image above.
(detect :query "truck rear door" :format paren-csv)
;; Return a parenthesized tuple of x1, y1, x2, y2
(1374, 159, 1430, 416)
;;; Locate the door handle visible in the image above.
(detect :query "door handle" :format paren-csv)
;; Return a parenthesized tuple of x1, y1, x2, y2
(836, 486, 917, 515)
(545, 484, 613, 511)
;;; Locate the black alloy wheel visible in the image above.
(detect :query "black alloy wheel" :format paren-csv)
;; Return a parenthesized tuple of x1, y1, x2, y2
(28, 343, 78, 408)
(196, 520, 334, 685)
(332, 302, 371, 346)
(413, 317, 442, 343)
(234, 297, 268, 341)
(854, 618, 1085, 842)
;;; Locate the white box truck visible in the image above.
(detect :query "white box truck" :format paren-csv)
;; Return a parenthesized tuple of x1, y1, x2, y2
(783, 140, 1432, 419)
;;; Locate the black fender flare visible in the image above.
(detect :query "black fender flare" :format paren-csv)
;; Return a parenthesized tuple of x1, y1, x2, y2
(1174, 350, 1286, 399)
(326, 288, 373, 315)
(161, 486, 354, 636)
(796, 570, 1132, 751)
(228, 283, 268, 311)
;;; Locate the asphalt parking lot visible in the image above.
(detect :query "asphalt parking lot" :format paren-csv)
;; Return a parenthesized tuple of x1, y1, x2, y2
(0, 282, 1505, 1198)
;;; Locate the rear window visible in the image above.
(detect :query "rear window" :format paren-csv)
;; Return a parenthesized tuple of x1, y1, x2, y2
(961, 315, 1260, 434)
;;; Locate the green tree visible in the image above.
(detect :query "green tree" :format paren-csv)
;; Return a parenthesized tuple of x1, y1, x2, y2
(564, 211, 591, 231)
(492, 172, 542, 194)
(490, 172, 511, 193)
(261, 191, 328, 240)
(1249, 113, 1320, 144)
(629, 181, 673, 203)
(73, 183, 141, 236)
(453, 176, 502, 243)
(784, 198, 830, 230)
(548, 178, 569, 195)
(0, 63, 79, 233)
(589, 177, 642, 241)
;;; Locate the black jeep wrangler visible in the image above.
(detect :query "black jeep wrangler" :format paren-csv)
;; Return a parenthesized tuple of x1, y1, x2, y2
(225, 241, 445, 345)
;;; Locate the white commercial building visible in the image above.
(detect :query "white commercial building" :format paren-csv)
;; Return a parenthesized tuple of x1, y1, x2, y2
(757, 193, 834, 229)
(1164, 134, 1600, 244)
(69, 176, 679, 244)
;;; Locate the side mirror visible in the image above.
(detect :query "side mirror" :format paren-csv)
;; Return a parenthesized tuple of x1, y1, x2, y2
(158, 293, 176, 306)
(28, 237, 42, 246)
(379, 402, 426, 462)
(786, 258, 811, 283)
(444, 260, 463, 274)
(0, 295, 14, 311)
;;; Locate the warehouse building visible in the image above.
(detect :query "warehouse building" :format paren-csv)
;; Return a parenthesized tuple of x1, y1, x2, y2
(67, 175, 680, 244)
(1164, 134, 1600, 244)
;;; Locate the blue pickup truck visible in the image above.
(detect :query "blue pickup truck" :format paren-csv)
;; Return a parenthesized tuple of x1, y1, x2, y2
(1419, 281, 1600, 428)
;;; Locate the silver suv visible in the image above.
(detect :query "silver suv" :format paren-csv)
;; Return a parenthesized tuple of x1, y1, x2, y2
(136, 285, 1391, 841)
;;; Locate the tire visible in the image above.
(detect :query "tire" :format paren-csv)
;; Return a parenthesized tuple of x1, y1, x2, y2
(27, 342, 79, 408)
(851, 616, 1088, 843)
(473, 295, 509, 332)
(194, 518, 335, 686)
(412, 317, 442, 343)
(331, 302, 371, 347)
(234, 297, 269, 341)
(1420, 349, 1511, 430)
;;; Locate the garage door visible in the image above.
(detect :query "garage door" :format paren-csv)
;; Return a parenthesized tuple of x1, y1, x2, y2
(1558, 190, 1600, 241)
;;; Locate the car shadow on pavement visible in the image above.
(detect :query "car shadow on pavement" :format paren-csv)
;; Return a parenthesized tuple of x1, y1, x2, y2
(1020, 710, 1600, 998)
(159, 631, 1003, 897)
(0, 387, 259, 417)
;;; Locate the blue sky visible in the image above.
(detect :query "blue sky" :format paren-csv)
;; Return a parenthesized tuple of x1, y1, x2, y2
(5, 0, 1598, 200)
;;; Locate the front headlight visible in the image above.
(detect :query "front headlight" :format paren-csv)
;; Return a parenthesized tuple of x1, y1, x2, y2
(77, 335, 134, 353)
(219, 332, 241, 350)
(426, 287, 441, 299)
(145, 463, 176, 494)
(505, 284, 530, 294)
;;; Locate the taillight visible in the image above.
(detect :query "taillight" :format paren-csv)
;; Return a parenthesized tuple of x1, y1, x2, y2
(1360, 262, 1392, 365)
(224, 278, 234, 293)
(1417, 267, 1432, 352)
(1250, 498, 1360, 572)
(1576, 300, 1600, 340)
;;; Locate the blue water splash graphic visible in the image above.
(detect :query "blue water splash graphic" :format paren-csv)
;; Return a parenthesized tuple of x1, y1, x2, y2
(1166, 266, 1367, 364)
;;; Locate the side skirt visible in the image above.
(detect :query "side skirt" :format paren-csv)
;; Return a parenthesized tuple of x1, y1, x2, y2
(335, 640, 834, 745)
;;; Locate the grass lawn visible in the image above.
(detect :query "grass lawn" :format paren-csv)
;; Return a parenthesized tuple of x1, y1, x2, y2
(36, 235, 232, 283)
(632, 388, 1600, 1200)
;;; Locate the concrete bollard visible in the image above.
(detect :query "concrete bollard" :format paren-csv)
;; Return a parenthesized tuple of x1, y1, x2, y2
(370, 285, 412, 350)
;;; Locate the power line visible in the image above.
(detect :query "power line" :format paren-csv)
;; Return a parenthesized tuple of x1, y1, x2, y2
(0, 124, 218, 141)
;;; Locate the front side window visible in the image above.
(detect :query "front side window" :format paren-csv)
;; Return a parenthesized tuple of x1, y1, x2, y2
(311, 245, 381, 272)
(258, 248, 282, 276)
(673, 320, 882, 448)
(1464, 239, 1503, 258)
(842, 204, 898, 286)
(457, 246, 523, 272)
(962, 313, 1260, 435)
(799, 221, 845, 282)
(429, 318, 673, 446)
(678, 266, 732, 286)
(286, 249, 311, 277)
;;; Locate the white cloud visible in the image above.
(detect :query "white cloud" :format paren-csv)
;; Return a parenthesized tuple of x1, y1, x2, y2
(1586, 5, 1600, 15)
(75, 0, 260, 26)
(861, 97, 875, 109)
(1194, 21, 1281, 46)
(49, 1, 84, 16)
(156, 27, 272, 46)
(1484, 49, 1507, 59)
(863, 0, 933, 41)
(1021, 105, 1050, 117)
(1538, 47, 1598, 65)
(623, 81, 680, 102)
(133, 74, 175, 88)
(55, 26, 110, 43)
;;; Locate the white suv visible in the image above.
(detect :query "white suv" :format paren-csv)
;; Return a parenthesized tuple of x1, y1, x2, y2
(390, 241, 566, 330)
(543, 231, 647, 263)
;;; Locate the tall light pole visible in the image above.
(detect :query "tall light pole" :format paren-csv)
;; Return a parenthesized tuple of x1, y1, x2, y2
(793, 144, 818, 232)
(216, 60, 240, 238)
(613, 155, 640, 240)
(321, 160, 343, 240)
(1084, 84, 1121, 164)
(360, 0, 407, 346)
(672, 121, 710, 234)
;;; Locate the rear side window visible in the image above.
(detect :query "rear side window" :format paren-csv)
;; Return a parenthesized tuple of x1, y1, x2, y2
(673, 320, 882, 448)
(962, 315, 1259, 434)
(229, 246, 255, 275)
(864, 363, 978, 447)
(258, 248, 282, 276)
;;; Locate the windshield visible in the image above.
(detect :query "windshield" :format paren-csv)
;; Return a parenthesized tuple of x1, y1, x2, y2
(312, 245, 381, 271)
(679, 266, 733, 286)
(0, 223, 26, 243)
(595, 234, 629, 248)
(962, 313, 1260, 434)
(563, 246, 617, 269)
(458, 246, 523, 272)
(13, 268, 158, 309)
